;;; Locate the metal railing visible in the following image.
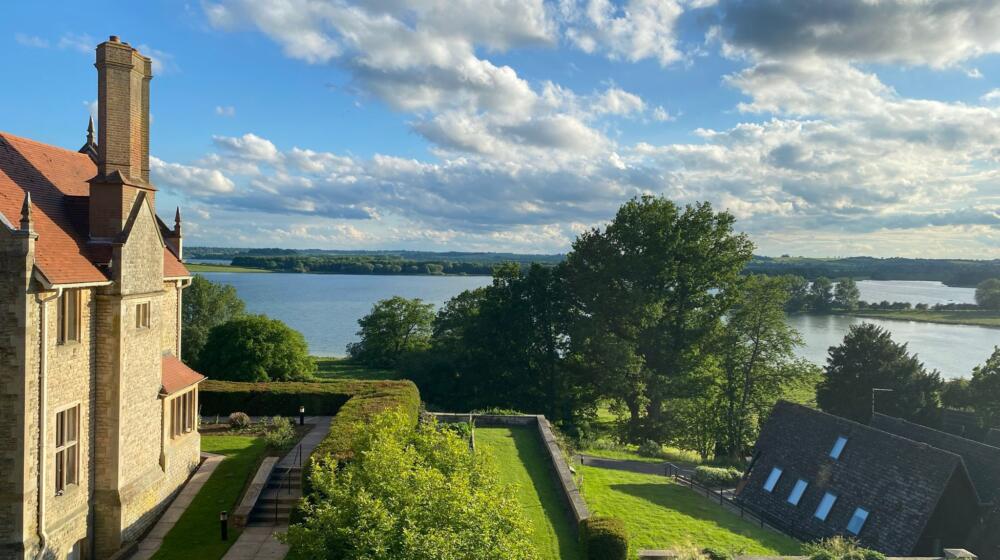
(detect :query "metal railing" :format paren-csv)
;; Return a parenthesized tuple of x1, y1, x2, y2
(274, 442, 303, 523)
(662, 462, 785, 534)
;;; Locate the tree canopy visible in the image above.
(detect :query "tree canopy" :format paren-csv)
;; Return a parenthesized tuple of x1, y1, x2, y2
(975, 279, 1000, 310)
(969, 347, 1000, 429)
(181, 275, 246, 365)
(282, 411, 537, 560)
(816, 323, 942, 425)
(348, 296, 435, 368)
(198, 314, 315, 381)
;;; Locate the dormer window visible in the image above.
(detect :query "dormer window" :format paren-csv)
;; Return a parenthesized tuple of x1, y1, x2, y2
(830, 436, 848, 459)
(763, 467, 783, 492)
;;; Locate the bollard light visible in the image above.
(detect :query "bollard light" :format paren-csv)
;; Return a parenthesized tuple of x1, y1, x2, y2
(220, 510, 229, 541)
(299, 405, 305, 426)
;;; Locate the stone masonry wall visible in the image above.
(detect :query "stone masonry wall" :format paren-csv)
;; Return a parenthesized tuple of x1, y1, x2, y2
(160, 281, 179, 357)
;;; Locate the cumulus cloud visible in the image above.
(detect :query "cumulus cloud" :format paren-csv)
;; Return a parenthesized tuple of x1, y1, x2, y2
(15, 33, 49, 48)
(151, 157, 236, 194)
(563, 0, 686, 66)
(215, 105, 236, 117)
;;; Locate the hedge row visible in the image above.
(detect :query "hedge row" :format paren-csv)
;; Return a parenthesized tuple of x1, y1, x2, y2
(311, 379, 421, 462)
(199, 379, 354, 416)
(692, 466, 743, 489)
(580, 516, 628, 560)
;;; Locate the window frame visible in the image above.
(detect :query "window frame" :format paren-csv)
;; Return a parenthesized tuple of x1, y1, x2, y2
(830, 436, 848, 460)
(787, 479, 808, 506)
(763, 467, 783, 492)
(846, 507, 869, 535)
(54, 403, 81, 495)
(135, 301, 151, 330)
(57, 289, 82, 345)
(170, 389, 197, 439)
(814, 492, 838, 521)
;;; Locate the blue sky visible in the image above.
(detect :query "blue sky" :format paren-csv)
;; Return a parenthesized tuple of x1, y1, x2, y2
(3, 1, 1000, 257)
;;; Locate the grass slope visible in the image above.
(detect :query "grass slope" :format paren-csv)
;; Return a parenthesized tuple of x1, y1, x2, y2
(313, 356, 400, 381)
(151, 435, 268, 560)
(188, 263, 271, 273)
(844, 309, 1000, 328)
(476, 427, 584, 560)
(579, 466, 800, 557)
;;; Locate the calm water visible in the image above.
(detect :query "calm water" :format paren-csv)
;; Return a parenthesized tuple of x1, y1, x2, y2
(201, 274, 997, 379)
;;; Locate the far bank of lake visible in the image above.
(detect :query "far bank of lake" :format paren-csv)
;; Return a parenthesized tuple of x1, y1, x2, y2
(199, 272, 998, 380)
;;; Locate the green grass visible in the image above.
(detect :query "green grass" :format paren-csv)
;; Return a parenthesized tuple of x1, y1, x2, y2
(188, 263, 271, 273)
(312, 356, 400, 381)
(579, 466, 800, 558)
(476, 427, 584, 560)
(844, 308, 1000, 328)
(581, 444, 703, 465)
(151, 435, 269, 560)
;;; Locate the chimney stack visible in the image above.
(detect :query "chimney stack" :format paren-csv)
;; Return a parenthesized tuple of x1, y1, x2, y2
(89, 36, 156, 239)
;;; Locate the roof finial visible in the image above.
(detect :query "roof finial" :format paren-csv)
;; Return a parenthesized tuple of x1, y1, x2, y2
(174, 207, 182, 234)
(86, 116, 95, 145)
(20, 192, 32, 232)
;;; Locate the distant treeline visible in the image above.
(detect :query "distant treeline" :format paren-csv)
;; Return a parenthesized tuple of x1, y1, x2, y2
(230, 255, 498, 276)
(191, 247, 1000, 286)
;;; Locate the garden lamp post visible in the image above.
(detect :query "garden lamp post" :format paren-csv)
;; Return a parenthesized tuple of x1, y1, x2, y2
(872, 388, 893, 417)
(220, 510, 228, 541)
(299, 405, 305, 426)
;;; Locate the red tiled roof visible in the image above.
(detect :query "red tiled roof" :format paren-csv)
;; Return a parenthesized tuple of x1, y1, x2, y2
(0, 132, 188, 284)
(161, 354, 206, 395)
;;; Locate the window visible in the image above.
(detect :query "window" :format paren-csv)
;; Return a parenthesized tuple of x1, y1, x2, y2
(847, 508, 869, 535)
(787, 479, 808, 505)
(830, 436, 848, 459)
(171, 390, 196, 439)
(57, 289, 81, 344)
(55, 405, 79, 494)
(763, 467, 783, 492)
(815, 492, 837, 521)
(135, 302, 150, 329)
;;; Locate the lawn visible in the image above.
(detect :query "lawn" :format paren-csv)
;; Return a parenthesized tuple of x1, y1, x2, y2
(187, 263, 271, 273)
(312, 356, 400, 381)
(475, 427, 584, 560)
(151, 435, 269, 560)
(579, 466, 801, 558)
(844, 308, 1000, 328)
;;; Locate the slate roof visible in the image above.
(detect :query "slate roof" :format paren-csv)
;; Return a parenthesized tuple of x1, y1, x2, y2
(872, 413, 1000, 505)
(161, 355, 205, 395)
(0, 131, 188, 284)
(739, 401, 977, 555)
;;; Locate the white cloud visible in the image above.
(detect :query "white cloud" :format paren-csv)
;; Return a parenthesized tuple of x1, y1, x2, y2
(212, 133, 283, 163)
(136, 44, 178, 75)
(57, 33, 95, 53)
(563, 0, 686, 66)
(151, 156, 236, 194)
(982, 89, 1000, 103)
(652, 106, 674, 122)
(593, 87, 645, 116)
(215, 105, 236, 117)
(15, 33, 48, 48)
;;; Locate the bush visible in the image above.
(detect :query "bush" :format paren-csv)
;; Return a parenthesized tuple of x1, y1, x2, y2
(804, 537, 885, 560)
(265, 416, 294, 449)
(580, 516, 628, 560)
(311, 379, 421, 462)
(693, 466, 743, 488)
(702, 547, 734, 560)
(228, 412, 250, 429)
(198, 314, 316, 382)
(637, 439, 662, 458)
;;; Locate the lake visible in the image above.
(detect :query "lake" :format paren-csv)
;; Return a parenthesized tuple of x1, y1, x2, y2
(200, 273, 998, 379)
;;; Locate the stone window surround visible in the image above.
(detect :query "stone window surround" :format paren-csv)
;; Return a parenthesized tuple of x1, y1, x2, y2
(169, 388, 198, 441)
(56, 288, 82, 345)
(135, 300, 151, 329)
(54, 401, 82, 497)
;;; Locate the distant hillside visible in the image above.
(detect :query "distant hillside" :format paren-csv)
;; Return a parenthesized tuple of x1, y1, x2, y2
(187, 247, 999, 286)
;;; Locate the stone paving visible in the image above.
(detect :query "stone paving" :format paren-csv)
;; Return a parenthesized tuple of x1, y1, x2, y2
(130, 452, 225, 560)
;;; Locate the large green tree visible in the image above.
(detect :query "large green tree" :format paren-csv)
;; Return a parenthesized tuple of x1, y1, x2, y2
(198, 314, 315, 381)
(816, 323, 943, 424)
(562, 196, 754, 442)
(283, 411, 537, 560)
(712, 275, 815, 459)
(834, 277, 861, 311)
(348, 296, 435, 368)
(181, 275, 246, 365)
(809, 277, 835, 312)
(968, 348, 1000, 429)
(975, 279, 1000, 309)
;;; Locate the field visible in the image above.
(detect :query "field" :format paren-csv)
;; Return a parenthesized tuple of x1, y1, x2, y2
(844, 309, 1000, 328)
(151, 435, 269, 560)
(187, 263, 270, 273)
(475, 427, 584, 560)
(578, 466, 801, 557)
(312, 356, 400, 381)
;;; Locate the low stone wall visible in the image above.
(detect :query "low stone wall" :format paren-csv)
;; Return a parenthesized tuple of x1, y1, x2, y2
(233, 456, 277, 528)
(638, 552, 977, 560)
(429, 413, 591, 528)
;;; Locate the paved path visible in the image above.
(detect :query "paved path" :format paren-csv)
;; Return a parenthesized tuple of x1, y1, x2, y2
(221, 416, 333, 560)
(130, 452, 225, 560)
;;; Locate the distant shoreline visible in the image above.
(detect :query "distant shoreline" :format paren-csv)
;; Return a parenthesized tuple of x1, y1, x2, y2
(835, 309, 1000, 329)
(187, 262, 492, 277)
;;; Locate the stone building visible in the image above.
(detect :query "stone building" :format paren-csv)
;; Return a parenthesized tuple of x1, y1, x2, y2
(0, 37, 205, 559)
(737, 401, 981, 556)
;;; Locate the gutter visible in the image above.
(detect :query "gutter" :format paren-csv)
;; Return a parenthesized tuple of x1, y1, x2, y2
(34, 287, 62, 550)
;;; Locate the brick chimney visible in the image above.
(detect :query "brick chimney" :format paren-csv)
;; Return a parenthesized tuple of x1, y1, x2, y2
(89, 35, 155, 239)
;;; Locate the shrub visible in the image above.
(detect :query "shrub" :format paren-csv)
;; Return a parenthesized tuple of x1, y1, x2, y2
(471, 407, 524, 416)
(580, 516, 628, 560)
(198, 314, 316, 382)
(282, 410, 535, 559)
(311, 379, 421, 462)
(702, 547, 734, 560)
(804, 537, 885, 560)
(228, 412, 250, 430)
(265, 416, 295, 449)
(693, 466, 743, 488)
(637, 439, 662, 458)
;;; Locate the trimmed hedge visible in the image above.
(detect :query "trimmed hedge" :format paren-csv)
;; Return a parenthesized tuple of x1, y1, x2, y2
(580, 516, 628, 560)
(199, 379, 353, 416)
(311, 380, 421, 462)
(692, 466, 743, 488)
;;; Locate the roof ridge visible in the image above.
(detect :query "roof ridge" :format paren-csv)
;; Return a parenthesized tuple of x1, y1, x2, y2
(873, 412, 1000, 451)
(0, 131, 95, 160)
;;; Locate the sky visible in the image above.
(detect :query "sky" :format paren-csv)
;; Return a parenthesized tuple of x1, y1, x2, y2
(2, 1, 1000, 258)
